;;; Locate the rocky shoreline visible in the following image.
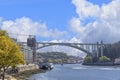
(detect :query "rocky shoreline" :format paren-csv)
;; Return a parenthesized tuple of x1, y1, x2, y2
(11, 69, 46, 80)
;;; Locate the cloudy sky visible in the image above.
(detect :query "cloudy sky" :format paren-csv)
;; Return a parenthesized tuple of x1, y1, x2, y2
(0, 0, 119, 57)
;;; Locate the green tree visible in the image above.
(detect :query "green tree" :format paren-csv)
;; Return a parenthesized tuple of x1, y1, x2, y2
(0, 30, 8, 37)
(84, 55, 93, 63)
(99, 56, 110, 62)
(0, 30, 25, 80)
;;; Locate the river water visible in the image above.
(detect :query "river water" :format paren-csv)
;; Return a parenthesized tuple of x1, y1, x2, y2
(30, 64, 120, 80)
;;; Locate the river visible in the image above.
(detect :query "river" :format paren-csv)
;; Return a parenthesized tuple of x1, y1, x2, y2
(29, 64, 120, 80)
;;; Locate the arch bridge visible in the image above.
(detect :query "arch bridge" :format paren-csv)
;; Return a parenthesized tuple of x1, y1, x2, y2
(36, 42, 107, 57)
(17, 41, 110, 62)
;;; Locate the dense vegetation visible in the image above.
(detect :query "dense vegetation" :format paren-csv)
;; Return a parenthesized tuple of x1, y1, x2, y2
(37, 52, 83, 64)
(83, 55, 93, 63)
(83, 41, 120, 64)
(0, 30, 25, 80)
(103, 41, 120, 60)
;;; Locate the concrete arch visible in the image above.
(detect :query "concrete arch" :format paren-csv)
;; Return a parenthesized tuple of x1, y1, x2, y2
(37, 44, 92, 55)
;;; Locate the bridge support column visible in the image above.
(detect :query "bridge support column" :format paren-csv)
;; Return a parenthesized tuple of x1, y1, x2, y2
(96, 42, 99, 58)
(27, 35, 37, 63)
(32, 47, 37, 62)
(92, 44, 96, 57)
(100, 41, 103, 57)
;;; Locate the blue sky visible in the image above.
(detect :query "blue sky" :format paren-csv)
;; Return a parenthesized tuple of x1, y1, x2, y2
(1, 0, 120, 57)
(0, 0, 111, 29)
(0, 0, 76, 41)
(0, 0, 76, 30)
(0, 0, 119, 43)
(88, 0, 111, 6)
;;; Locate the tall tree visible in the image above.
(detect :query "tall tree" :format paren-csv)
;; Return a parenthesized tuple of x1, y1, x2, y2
(0, 30, 8, 37)
(0, 30, 25, 80)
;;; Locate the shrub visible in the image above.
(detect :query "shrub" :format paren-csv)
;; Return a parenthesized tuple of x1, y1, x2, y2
(99, 56, 110, 62)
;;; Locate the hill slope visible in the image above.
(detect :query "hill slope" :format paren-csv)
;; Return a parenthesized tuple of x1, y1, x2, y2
(36, 52, 83, 64)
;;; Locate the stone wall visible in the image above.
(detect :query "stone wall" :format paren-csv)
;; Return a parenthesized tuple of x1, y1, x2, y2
(6, 64, 39, 74)
(17, 64, 39, 72)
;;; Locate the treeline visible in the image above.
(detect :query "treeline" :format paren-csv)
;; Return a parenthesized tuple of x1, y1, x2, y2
(83, 41, 120, 65)
(36, 52, 82, 64)
(103, 41, 120, 60)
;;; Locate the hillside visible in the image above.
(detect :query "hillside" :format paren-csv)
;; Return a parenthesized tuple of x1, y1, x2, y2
(36, 52, 83, 64)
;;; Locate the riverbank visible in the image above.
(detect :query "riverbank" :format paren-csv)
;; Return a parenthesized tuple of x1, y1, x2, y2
(82, 62, 117, 66)
(11, 69, 46, 80)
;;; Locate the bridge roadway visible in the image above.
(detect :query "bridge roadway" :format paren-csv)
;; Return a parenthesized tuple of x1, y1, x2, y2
(18, 42, 110, 45)
(37, 42, 104, 45)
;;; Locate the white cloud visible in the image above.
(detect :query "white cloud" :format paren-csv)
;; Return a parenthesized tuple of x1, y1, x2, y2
(69, 17, 85, 33)
(70, 37, 81, 43)
(1, 17, 67, 42)
(70, 0, 120, 43)
(49, 37, 81, 43)
(72, 0, 101, 19)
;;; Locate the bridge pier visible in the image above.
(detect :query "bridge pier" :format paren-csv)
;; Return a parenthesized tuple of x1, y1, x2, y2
(95, 42, 98, 58)
(32, 47, 37, 62)
(27, 35, 37, 63)
(100, 41, 103, 57)
(91, 44, 96, 57)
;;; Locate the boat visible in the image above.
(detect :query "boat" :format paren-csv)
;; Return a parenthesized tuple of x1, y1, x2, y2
(39, 63, 54, 70)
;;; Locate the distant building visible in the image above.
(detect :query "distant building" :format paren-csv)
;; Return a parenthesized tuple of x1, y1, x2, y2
(114, 58, 120, 64)
(20, 44, 33, 64)
(67, 58, 83, 64)
(11, 38, 33, 64)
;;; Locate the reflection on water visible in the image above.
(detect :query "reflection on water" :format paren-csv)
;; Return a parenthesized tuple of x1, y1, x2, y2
(29, 64, 120, 80)
(72, 65, 120, 70)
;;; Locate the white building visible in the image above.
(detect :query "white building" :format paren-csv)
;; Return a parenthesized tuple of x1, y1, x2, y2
(114, 58, 120, 64)
(11, 38, 33, 64)
(19, 44, 33, 64)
